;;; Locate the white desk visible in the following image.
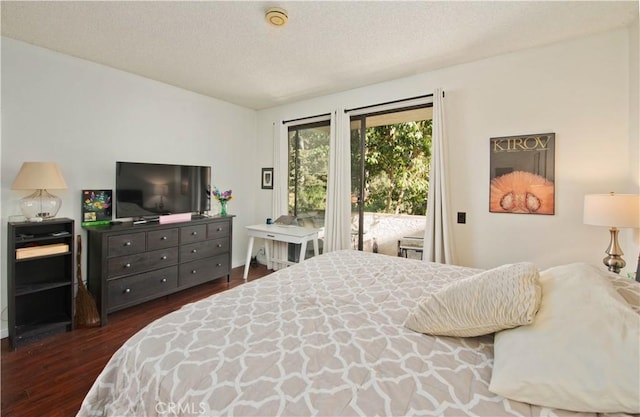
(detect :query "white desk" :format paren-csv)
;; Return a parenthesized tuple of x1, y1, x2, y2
(243, 224, 320, 279)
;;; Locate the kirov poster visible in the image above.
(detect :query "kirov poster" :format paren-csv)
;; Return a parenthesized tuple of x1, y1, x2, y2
(489, 133, 555, 215)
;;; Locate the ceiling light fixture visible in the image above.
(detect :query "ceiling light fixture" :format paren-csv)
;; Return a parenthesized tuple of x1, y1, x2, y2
(265, 7, 288, 27)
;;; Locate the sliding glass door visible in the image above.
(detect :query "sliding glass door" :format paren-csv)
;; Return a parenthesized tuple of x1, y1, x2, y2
(350, 106, 433, 256)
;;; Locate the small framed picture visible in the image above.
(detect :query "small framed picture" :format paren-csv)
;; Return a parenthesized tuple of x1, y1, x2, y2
(262, 168, 273, 190)
(81, 189, 113, 226)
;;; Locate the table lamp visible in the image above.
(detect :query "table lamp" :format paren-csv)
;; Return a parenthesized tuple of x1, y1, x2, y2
(583, 193, 640, 274)
(11, 162, 68, 221)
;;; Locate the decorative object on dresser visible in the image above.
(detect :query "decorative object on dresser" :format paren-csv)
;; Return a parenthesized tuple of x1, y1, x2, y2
(7, 218, 75, 349)
(11, 161, 68, 221)
(583, 193, 640, 274)
(211, 187, 232, 217)
(81, 189, 112, 227)
(86, 216, 233, 325)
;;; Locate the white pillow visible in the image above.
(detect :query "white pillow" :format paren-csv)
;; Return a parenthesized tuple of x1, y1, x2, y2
(489, 263, 640, 413)
(404, 262, 541, 337)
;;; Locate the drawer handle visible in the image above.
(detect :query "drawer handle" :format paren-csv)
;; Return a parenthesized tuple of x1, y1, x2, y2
(267, 234, 275, 238)
(124, 241, 132, 246)
(161, 255, 168, 260)
(161, 236, 167, 240)
(124, 288, 131, 293)
(124, 263, 131, 268)
(191, 231, 198, 236)
(217, 227, 223, 232)
(161, 278, 167, 283)
(191, 269, 197, 274)
(216, 263, 222, 267)
(191, 249, 197, 253)
(217, 244, 222, 248)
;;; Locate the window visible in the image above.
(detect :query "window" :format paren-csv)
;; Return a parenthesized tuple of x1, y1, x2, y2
(288, 120, 331, 227)
(350, 105, 433, 254)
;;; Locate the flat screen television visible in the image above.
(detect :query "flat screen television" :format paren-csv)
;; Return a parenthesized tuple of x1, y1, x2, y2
(115, 161, 211, 219)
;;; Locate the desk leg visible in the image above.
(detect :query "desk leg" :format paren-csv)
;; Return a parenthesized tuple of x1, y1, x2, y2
(265, 240, 271, 270)
(299, 240, 308, 263)
(313, 238, 319, 257)
(243, 236, 255, 280)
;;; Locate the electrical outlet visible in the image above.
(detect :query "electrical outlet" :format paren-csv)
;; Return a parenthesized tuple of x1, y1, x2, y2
(457, 212, 466, 224)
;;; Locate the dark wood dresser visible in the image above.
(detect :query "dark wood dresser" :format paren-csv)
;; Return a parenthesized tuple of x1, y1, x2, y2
(86, 216, 233, 325)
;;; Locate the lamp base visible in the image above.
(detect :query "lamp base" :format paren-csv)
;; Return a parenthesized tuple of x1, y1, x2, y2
(19, 189, 62, 221)
(603, 227, 625, 274)
(603, 254, 626, 274)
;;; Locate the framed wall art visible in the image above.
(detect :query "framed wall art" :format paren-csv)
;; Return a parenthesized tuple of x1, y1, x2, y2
(262, 168, 274, 190)
(81, 189, 113, 226)
(489, 133, 555, 215)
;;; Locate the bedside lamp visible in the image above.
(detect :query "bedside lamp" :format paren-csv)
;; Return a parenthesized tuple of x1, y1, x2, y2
(583, 193, 640, 274)
(11, 162, 68, 221)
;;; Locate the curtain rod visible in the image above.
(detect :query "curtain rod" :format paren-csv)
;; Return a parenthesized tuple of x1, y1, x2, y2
(344, 92, 442, 114)
(282, 112, 332, 125)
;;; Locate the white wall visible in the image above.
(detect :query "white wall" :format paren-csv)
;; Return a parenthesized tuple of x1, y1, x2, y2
(257, 28, 639, 272)
(1, 38, 258, 337)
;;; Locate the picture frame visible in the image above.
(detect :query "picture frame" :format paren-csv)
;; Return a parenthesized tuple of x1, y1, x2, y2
(262, 168, 274, 190)
(489, 133, 555, 215)
(81, 189, 113, 226)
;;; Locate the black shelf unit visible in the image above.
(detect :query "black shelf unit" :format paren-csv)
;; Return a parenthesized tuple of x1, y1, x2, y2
(7, 218, 75, 349)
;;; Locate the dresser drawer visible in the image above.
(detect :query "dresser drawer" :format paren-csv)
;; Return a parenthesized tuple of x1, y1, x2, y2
(207, 220, 230, 239)
(179, 254, 229, 288)
(147, 228, 179, 250)
(180, 241, 216, 263)
(107, 232, 146, 257)
(210, 237, 229, 255)
(108, 266, 178, 310)
(180, 237, 229, 263)
(181, 224, 206, 244)
(107, 247, 179, 278)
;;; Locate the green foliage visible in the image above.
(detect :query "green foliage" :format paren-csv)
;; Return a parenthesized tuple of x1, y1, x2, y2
(288, 119, 432, 217)
(362, 120, 432, 215)
(288, 126, 330, 214)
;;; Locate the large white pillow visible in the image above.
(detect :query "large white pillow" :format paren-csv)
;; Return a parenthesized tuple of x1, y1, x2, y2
(489, 263, 640, 413)
(404, 262, 541, 337)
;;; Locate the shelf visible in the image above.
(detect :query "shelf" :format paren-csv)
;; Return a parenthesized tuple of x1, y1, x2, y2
(15, 319, 72, 341)
(8, 218, 75, 349)
(16, 281, 71, 296)
(15, 233, 70, 244)
(15, 251, 71, 262)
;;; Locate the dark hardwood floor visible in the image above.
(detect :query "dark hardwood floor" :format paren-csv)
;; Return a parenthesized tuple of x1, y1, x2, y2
(1, 264, 271, 417)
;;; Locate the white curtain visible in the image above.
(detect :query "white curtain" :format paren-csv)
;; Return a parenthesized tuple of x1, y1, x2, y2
(423, 88, 455, 264)
(271, 121, 289, 269)
(323, 108, 352, 253)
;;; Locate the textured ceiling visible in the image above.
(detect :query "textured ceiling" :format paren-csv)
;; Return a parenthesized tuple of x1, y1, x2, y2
(1, 1, 637, 110)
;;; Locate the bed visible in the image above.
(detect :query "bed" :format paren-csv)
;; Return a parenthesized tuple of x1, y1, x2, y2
(77, 250, 640, 417)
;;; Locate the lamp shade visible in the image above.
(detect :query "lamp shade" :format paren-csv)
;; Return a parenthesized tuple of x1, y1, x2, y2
(11, 162, 67, 190)
(584, 193, 640, 228)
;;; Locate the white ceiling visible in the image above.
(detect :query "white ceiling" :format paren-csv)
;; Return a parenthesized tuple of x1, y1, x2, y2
(1, 1, 638, 110)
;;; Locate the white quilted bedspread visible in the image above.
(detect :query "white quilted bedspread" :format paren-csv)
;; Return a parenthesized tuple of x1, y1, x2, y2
(77, 250, 638, 417)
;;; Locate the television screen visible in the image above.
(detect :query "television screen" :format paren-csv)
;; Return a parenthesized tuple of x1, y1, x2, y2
(115, 162, 211, 219)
